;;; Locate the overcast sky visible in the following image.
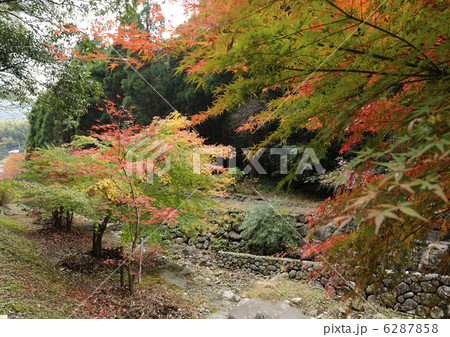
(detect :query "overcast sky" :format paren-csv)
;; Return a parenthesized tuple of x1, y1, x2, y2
(158, 0, 189, 31)
(1, 1, 190, 119)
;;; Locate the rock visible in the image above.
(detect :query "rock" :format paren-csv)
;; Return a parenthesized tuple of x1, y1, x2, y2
(351, 299, 364, 311)
(420, 281, 436, 293)
(228, 299, 308, 319)
(295, 271, 304, 280)
(227, 231, 242, 241)
(288, 270, 297, 278)
(419, 242, 450, 272)
(179, 268, 192, 277)
(398, 295, 405, 303)
(307, 309, 318, 317)
(222, 290, 241, 302)
(241, 230, 251, 240)
(174, 238, 184, 244)
(176, 231, 183, 237)
(397, 282, 410, 295)
(365, 284, 374, 296)
(197, 236, 206, 243)
(203, 240, 209, 249)
(404, 292, 414, 299)
(420, 293, 441, 306)
(314, 224, 334, 241)
(367, 295, 376, 303)
(437, 285, 450, 298)
(188, 238, 195, 246)
(423, 273, 439, 281)
(231, 242, 240, 249)
(430, 307, 444, 319)
(401, 299, 418, 311)
(267, 265, 277, 271)
(290, 297, 302, 304)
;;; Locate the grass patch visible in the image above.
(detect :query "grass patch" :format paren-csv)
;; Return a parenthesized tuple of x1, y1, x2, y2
(241, 278, 326, 307)
(0, 216, 81, 318)
(240, 277, 409, 319)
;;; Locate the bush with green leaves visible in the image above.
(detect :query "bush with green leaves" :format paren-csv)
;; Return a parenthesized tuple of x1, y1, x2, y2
(228, 167, 244, 183)
(22, 184, 91, 231)
(241, 202, 299, 255)
(0, 178, 20, 207)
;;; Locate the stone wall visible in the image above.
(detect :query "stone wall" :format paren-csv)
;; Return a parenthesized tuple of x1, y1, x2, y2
(164, 194, 449, 318)
(212, 250, 449, 318)
(164, 209, 309, 252)
(391, 273, 449, 318)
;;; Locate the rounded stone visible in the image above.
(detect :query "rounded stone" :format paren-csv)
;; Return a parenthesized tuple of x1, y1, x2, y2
(404, 292, 414, 299)
(401, 299, 418, 311)
(420, 281, 437, 293)
(397, 282, 410, 295)
(367, 295, 376, 303)
(295, 271, 304, 280)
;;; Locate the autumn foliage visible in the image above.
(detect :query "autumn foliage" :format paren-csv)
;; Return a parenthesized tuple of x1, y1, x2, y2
(10, 0, 450, 296)
(21, 100, 233, 294)
(170, 0, 449, 288)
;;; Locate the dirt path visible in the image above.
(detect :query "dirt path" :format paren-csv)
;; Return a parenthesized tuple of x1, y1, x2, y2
(154, 244, 411, 319)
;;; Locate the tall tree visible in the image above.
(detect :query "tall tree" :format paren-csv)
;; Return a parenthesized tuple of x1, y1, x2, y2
(171, 0, 449, 288)
(27, 62, 101, 149)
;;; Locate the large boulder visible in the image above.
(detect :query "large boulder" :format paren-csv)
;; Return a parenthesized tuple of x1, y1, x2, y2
(419, 242, 450, 272)
(228, 299, 309, 319)
(314, 224, 334, 241)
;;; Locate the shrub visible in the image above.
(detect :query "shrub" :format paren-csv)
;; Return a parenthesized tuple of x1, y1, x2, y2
(241, 202, 298, 255)
(0, 178, 20, 207)
(22, 184, 91, 231)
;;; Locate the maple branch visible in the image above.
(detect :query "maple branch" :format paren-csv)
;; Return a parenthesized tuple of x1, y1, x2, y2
(324, 0, 441, 72)
(280, 66, 438, 78)
(340, 47, 437, 73)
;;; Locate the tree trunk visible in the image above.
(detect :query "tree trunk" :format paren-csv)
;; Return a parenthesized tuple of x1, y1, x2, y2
(52, 210, 59, 228)
(120, 264, 124, 287)
(53, 206, 64, 229)
(92, 214, 111, 258)
(127, 259, 135, 295)
(65, 210, 73, 232)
